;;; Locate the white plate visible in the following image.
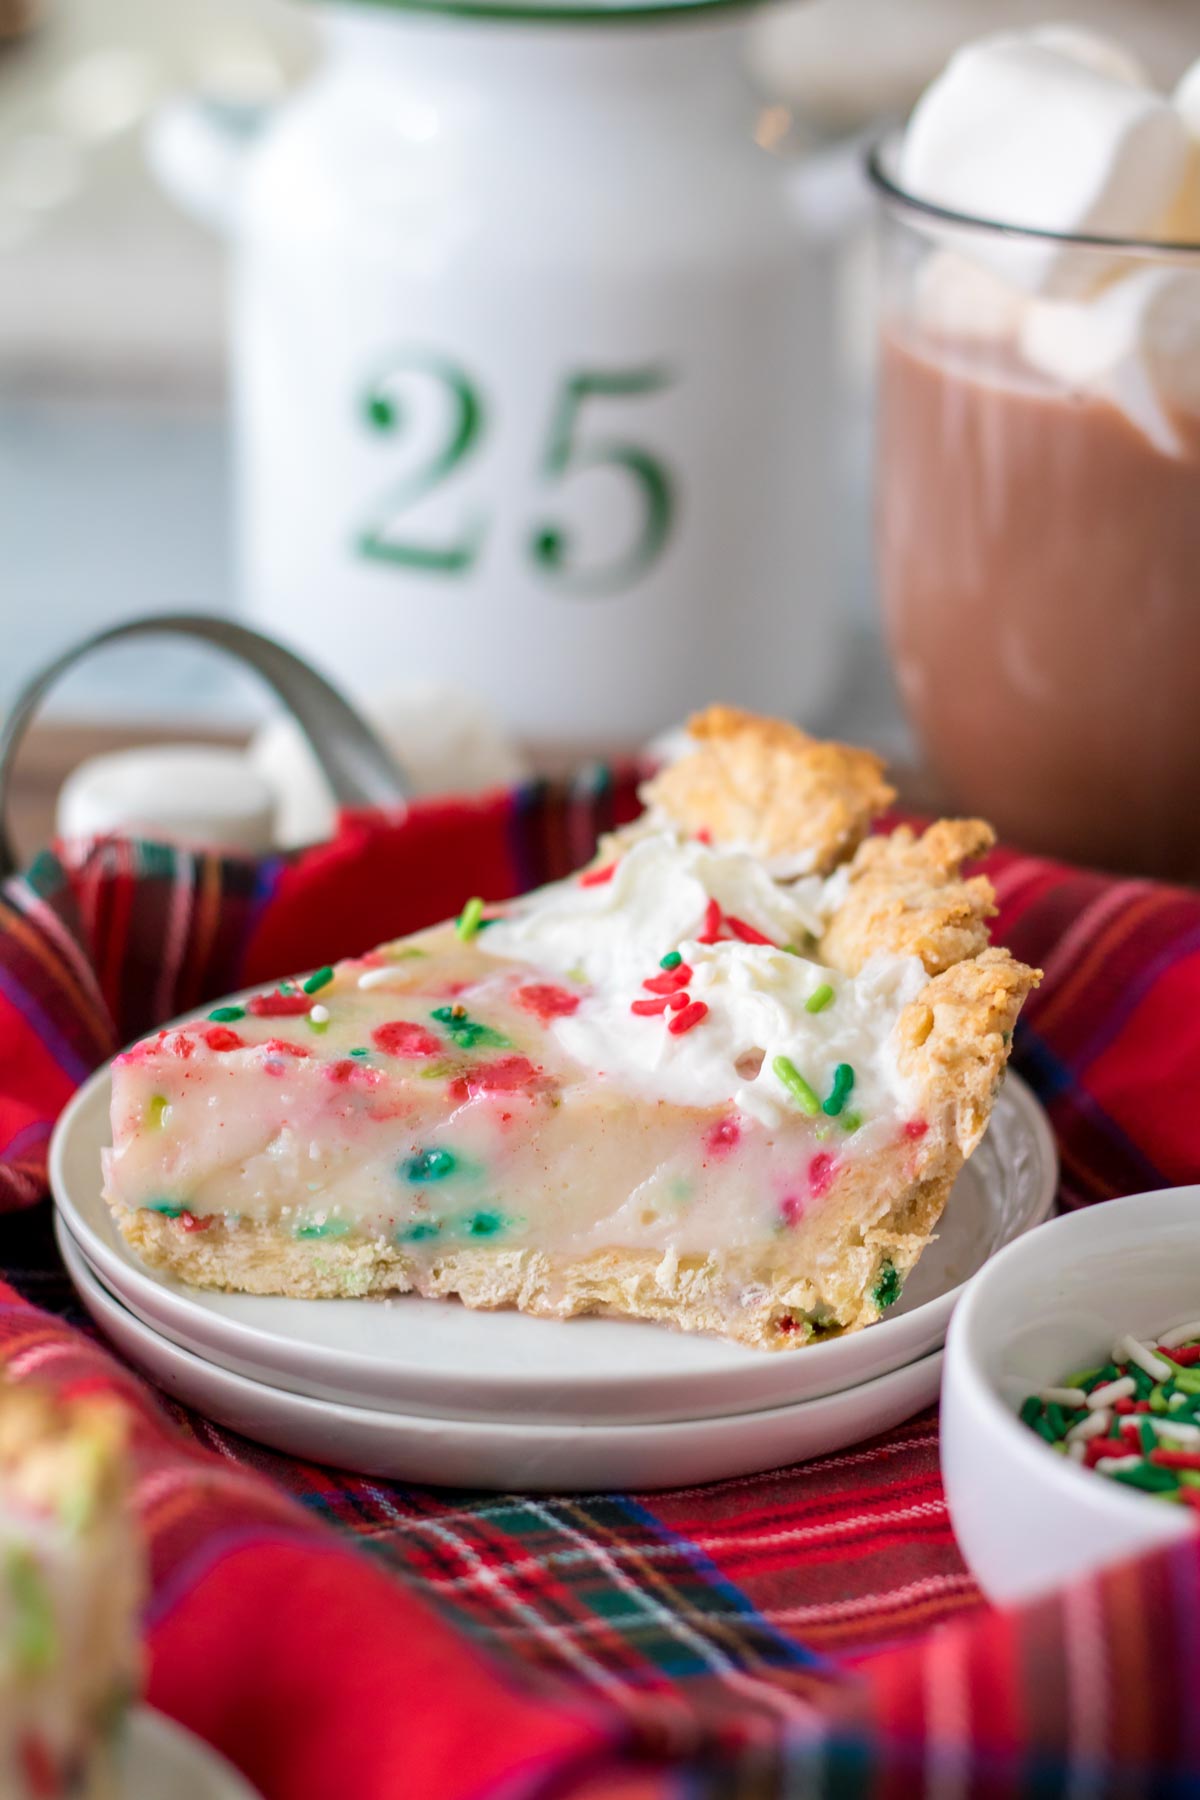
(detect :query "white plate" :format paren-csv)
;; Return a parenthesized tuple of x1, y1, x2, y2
(51, 1063, 1052, 1424)
(123, 1707, 261, 1799)
(59, 1221, 943, 1490)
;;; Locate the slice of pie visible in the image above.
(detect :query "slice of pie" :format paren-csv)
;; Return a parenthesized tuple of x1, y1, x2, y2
(0, 1381, 142, 1797)
(103, 707, 1039, 1350)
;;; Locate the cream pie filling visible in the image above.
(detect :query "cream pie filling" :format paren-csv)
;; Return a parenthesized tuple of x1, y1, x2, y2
(105, 833, 927, 1267)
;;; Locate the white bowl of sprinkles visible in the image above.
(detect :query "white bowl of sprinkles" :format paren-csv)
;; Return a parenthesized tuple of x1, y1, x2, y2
(942, 1187, 1200, 1607)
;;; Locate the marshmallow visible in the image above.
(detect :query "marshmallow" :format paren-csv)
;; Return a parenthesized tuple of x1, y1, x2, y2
(1019, 265, 1200, 456)
(1022, 24, 1149, 90)
(913, 248, 1025, 344)
(901, 37, 1188, 295)
(249, 684, 530, 847)
(1162, 58, 1200, 245)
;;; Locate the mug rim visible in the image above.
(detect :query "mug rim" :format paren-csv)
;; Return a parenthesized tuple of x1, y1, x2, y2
(867, 131, 1200, 263)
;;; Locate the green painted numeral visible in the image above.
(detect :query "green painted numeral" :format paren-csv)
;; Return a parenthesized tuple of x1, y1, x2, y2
(530, 366, 677, 596)
(356, 351, 487, 574)
(353, 355, 679, 596)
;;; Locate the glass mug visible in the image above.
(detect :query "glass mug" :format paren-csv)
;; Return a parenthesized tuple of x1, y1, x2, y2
(870, 137, 1200, 881)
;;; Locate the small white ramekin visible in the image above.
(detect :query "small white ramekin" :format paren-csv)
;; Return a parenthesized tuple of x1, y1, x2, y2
(942, 1187, 1200, 1606)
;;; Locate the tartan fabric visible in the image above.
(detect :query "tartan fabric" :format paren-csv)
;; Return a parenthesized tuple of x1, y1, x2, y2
(1, 778, 1199, 1797)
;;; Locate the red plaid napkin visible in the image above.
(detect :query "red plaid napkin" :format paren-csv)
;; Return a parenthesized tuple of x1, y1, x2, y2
(2, 777, 1199, 1798)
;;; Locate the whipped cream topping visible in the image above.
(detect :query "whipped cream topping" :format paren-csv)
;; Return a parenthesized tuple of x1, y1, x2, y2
(483, 830, 926, 1128)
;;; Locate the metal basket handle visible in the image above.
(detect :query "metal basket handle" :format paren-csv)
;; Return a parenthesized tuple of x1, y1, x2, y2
(0, 614, 410, 879)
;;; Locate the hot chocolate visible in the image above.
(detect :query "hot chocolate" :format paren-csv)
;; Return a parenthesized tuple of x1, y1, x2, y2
(872, 24, 1200, 878)
(878, 327, 1200, 876)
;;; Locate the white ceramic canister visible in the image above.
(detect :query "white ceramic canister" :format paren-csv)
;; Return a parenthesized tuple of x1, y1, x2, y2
(153, 0, 855, 752)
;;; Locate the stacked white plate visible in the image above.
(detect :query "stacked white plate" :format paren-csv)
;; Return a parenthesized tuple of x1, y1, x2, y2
(51, 1063, 1057, 1491)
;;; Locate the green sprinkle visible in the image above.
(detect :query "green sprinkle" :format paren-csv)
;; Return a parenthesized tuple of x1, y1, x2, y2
(872, 1261, 902, 1313)
(1150, 1384, 1169, 1414)
(1140, 1418, 1158, 1456)
(805, 983, 835, 1014)
(307, 1013, 330, 1035)
(208, 1005, 244, 1023)
(1063, 1366, 1102, 1390)
(1032, 1416, 1059, 1446)
(146, 1094, 171, 1130)
(660, 951, 683, 970)
(348, 1047, 370, 1058)
(1178, 1470, 1200, 1490)
(146, 1200, 184, 1219)
(1172, 1369, 1200, 1395)
(1097, 1363, 1121, 1385)
(302, 966, 334, 995)
(404, 1148, 459, 1183)
(430, 1005, 511, 1050)
(387, 946, 429, 961)
(1130, 1366, 1154, 1398)
(840, 1111, 863, 1134)
(397, 1220, 440, 1243)
(1044, 1402, 1067, 1438)
(465, 1209, 506, 1238)
(1019, 1396, 1042, 1428)
(1110, 1463, 1181, 1494)
(772, 1055, 820, 1116)
(295, 1217, 349, 1240)
(7, 1550, 56, 1675)
(456, 896, 486, 942)
(822, 1063, 856, 1118)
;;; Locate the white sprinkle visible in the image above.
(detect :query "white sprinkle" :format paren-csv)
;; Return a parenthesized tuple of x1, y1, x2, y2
(1087, 1376, 1135, 1410)
(310, 1004, 330, 1024)
(1159, 1319, 1200, 1349)
(1067, 1410, 1111, 1443)
(1145, 1417, 1200, 1446)
(1067, 1440, 1087, 1464)
(1169, 1392, 1189, 1411)
(1095, 1455, 1142, 1475)
(1040, 1386, 1088, 1408)
(357, 966, 400, 990)
(1113, 1334, 1172, 1382)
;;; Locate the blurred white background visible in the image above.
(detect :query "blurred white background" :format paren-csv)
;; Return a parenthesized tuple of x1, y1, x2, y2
(0, 0, 1193, 728)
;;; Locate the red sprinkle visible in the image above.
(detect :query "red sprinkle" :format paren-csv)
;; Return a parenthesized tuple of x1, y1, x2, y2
(779, 1194, 804, 1228)
(18, 1734, 57, 1800)
(697, 898, 724, 944)
(705, 1117, 740, 1154)
(776, 1314, 800, 1334)
(903, 1120, 929, 1141)
(1151, 1449, 1200, 1470)
(1113, 1397, 1138, 1415)
(449, 1055, 545, 1100)
(666, 989, 690, 1011)
(808, 1151, 837, 1198)
(262, 1038, 311, 1059)
(725, 915, 775, 947)
(668, 1000, 708, 1036)
(202, 1026, 244, 1052)
(166, 1031, 195, 1059)
(248, 990, 313, 1018)
(372, 1020, 443, 1058)
(179, 1211, 214, 1233)
(631, 997, 670, 1016)
(1159, 1344, 1200, 1366)
(514, 983, 581, 1023)
(1085, 1437, 1130, 1467)
(643, 965, 692, 994)
(579, 861, 617, 887)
